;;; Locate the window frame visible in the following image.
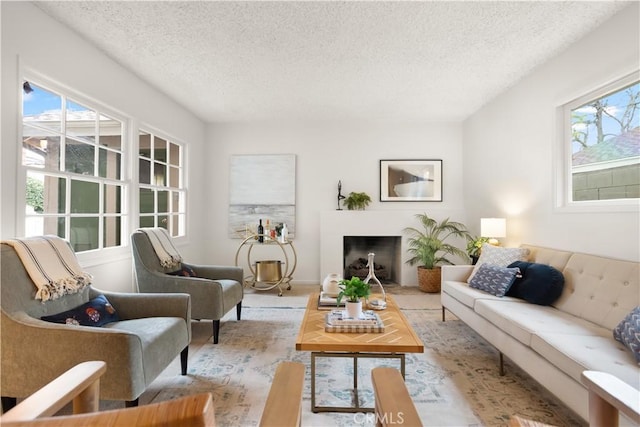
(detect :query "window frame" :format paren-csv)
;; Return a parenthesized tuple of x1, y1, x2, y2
(555, 71, 640, 213)
(137, 126, 187, 238)
(19, 72, 131, 259)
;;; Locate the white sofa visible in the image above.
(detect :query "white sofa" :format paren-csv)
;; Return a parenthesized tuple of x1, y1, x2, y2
(441, 244, 639, 423)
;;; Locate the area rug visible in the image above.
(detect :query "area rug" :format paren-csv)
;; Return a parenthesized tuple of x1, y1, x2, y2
(148, 307, 584, 427)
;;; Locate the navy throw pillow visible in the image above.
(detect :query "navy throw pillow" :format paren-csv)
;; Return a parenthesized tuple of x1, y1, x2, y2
(613, 306, 640, 363)
(42, 294, 119, 326)
(167, 263, 197, 277)
(506, 261, 564, 305)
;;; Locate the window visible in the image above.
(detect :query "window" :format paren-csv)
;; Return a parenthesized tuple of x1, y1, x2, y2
(560, 73, 639, 208)
(22, 80, 126, 252)
(138, 130, 185, 237)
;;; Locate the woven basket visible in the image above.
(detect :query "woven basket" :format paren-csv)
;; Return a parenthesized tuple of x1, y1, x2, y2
(417, 267, 441, 293)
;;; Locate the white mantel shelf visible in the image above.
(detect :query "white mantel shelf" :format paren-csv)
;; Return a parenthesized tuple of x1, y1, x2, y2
(320, 210, 422, 286)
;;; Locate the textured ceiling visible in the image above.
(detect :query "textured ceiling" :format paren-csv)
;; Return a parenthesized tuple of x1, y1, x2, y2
(34, 1, 629, 123)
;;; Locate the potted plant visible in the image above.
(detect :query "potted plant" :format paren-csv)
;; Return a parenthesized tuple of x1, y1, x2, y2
(337, 276, 371, 319)
(404, 213, 471, 293)
(342, 192, 372, 210)
(466, 236, 489, 265)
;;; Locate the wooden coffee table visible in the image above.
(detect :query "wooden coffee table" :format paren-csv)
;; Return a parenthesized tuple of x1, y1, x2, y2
(295, 293, 424, 413)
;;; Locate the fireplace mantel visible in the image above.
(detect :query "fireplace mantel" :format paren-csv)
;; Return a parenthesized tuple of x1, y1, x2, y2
(320, 210, 420, 286)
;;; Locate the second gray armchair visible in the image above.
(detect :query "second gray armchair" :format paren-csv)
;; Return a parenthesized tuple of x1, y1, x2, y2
(131, 229, 243, 344)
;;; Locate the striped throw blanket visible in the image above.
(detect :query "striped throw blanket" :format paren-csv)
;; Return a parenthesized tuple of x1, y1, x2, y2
(3, 235, 93, 301)
(138, 227, 182, 269)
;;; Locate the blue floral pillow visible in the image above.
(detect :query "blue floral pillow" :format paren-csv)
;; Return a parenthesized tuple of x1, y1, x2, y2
(613, 306, 640, 363)
(42, 294, 119, 327)
(167, 263, 197, 277)
(469, 264, 520, 297)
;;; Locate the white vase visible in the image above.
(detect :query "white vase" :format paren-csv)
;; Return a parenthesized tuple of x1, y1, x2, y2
(345, 300, 363, 319)
(322, 273, 342, 296)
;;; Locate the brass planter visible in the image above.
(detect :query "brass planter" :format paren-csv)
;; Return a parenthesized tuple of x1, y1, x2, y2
(255, 260, 283, 283)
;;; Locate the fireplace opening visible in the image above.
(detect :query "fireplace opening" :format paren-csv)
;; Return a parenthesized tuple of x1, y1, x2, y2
(343, 236, 402, 284)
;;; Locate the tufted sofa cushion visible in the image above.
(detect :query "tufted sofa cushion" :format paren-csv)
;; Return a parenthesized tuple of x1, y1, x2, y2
(554, 253, 639, 330)
(532, 332, 639, 389)
(521, 244, 573, 272)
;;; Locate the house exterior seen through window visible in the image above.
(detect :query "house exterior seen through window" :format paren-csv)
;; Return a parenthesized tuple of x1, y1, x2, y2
(569, 78, 639, 202)
(22, 81, 126, 252)
(138, 130, 186, 237)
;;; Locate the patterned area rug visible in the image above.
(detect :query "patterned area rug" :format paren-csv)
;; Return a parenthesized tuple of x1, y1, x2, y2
(149, 307, 584, 427)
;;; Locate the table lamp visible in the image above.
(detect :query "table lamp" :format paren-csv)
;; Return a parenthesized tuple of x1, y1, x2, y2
(481, 218, 506, 245)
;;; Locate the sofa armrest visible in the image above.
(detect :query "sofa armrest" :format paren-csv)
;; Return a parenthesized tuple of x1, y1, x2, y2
(581, 371, 640, 425)
(441, 265, 474, 283)
(190, 264, 243, 283)
(91, 288, 190, 322)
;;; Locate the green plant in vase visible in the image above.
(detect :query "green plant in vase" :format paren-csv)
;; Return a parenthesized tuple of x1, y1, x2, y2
(337, 276, 371, 304)
(337, 276, 371, 319)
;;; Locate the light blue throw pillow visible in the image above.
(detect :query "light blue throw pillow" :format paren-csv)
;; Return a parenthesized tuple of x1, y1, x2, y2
(469, 264, 520, 297)
(613, 306, 640, 363)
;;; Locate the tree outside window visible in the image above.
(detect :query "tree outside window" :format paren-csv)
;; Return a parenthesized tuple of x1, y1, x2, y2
(569, 80, 639, 202)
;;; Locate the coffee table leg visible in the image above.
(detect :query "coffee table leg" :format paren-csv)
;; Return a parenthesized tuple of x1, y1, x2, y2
(311, 352, 317, 412)
(353, 355, 359, 409)
(310, 352, 405, 413)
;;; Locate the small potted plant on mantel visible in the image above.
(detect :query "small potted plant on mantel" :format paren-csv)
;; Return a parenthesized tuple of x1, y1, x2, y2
(342, 192, 372, 210)
(337, 276, 371, 319)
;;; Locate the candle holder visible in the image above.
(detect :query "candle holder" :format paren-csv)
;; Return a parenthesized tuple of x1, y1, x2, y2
(364, 252, 387, 310)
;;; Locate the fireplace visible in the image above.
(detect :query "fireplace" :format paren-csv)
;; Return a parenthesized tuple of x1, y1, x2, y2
(320, 210, 423, 287)
(343, 236, 401, 284)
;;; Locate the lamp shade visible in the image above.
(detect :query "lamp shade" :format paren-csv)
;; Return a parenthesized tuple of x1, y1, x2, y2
(481, 218, 506, 238)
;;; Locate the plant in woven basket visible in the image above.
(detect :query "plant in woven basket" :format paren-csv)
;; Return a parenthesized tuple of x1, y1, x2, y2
(404, 213, 471, 292)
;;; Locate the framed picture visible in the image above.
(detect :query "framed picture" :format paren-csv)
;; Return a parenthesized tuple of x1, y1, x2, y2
(380, 159, 443, 202)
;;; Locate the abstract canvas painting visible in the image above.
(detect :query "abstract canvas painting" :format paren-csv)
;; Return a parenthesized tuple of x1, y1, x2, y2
(229, 154, 296, 238)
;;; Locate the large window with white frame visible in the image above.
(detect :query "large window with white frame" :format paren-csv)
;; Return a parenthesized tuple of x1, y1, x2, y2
(559, 73, 639, 208)
(22, 80, 127, 252)
(138, 130, 186, 237)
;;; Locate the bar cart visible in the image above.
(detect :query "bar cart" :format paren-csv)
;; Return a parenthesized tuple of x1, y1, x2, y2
(234, 234, 297, 296)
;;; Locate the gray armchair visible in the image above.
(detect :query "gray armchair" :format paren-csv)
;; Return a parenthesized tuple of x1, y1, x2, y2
(131, 230, 243, 344)
(0, 242, 191, 410)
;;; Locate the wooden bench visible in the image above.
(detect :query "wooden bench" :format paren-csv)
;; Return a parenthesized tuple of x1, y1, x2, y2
(0, 361, 216, 427)
(259, 361, 305, 427)
(371, 366, 422, 427)
(511, 371, 640, 427)
(581, 370, 640, 427)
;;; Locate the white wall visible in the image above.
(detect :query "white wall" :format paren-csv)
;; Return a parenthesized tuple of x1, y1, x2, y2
(1, 2, 207, 291)
(463, 3, 639, 262)
(205, 120, 466, 285)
